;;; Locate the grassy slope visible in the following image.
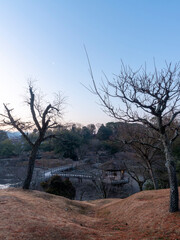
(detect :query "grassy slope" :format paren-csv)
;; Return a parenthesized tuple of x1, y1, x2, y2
(0, 188, 179, 240)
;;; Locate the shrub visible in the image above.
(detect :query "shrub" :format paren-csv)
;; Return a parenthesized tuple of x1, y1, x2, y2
(144, 180, 154, 190)
(41, 175, 76, 199)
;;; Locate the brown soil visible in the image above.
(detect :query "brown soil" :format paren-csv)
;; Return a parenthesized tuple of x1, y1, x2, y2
(0, 188, 179, 240)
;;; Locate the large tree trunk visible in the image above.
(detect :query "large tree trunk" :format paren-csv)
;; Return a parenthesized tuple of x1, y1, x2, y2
(163, 142, 179, 212)
(23, 144, 39, 189)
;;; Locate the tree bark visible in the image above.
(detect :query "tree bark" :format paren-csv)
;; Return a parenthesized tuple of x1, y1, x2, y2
(23, 144, 39, 189)
(163, 142, 179, 212)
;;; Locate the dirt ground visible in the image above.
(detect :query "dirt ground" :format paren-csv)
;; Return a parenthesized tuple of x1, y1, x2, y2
(0, 187, 179, 240)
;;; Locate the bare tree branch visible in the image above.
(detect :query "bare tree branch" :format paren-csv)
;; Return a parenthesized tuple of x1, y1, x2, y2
(87, 57, 180, 212)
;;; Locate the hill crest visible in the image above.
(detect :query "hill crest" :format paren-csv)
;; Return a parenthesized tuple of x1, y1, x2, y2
(0, 188, 179, 240)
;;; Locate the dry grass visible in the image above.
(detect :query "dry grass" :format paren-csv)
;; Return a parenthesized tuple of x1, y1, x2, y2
(0, 188, 179, 240)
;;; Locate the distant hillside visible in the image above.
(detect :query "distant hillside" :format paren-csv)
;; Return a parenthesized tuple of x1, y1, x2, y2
(7, 131, 21, 139)
(0, 188, 179, 240)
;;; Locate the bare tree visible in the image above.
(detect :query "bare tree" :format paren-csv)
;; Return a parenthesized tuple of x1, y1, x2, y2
(120, 123, 163, 190)
(124, 162, 149, 191)
(88, 59, 180, 212)
(1, 83, 65, 189)
(92, 170, 112, 199)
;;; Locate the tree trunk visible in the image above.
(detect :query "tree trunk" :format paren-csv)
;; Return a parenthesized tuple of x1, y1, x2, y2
(23, 145, 39, 189)
(138, 182, 143, 191)
(163, 142, 179, 212)
(147, 161, 159, 190)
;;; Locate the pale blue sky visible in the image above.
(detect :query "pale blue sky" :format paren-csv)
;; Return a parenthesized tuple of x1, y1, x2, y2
(0, 0, 180, 125)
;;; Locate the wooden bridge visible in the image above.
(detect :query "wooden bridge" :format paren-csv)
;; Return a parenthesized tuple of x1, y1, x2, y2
(36, 164, 129, 186)
(10, 161, 129, 188)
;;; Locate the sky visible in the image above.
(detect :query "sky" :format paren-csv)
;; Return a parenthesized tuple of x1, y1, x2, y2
(0, 0, 180, 126)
